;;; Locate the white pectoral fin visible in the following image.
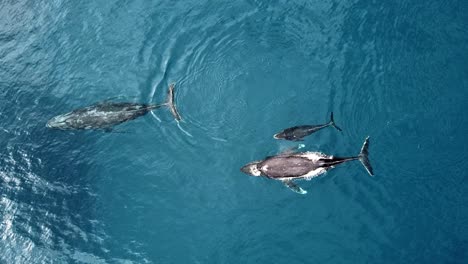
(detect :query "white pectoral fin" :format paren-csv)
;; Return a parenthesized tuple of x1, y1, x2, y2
(282, 180, 307, 195)
(279, 144, 306, 155)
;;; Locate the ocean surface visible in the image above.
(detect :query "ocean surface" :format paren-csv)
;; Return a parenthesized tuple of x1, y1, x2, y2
(1, 0, 467, 263)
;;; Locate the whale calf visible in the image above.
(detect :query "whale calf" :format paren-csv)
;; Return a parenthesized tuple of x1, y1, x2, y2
(241, 137, 373, 194)
(46, 84, 181, 131)
(273, 112, 342, 141)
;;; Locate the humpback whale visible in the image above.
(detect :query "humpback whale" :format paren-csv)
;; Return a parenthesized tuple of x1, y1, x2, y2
(46, 84, 181, 131)
(241, 137, 373, 194)
(273, 112, 342, 141)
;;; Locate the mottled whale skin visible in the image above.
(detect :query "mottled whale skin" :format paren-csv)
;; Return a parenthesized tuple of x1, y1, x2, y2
(273, 112, 342, 141)
(47, 84, 181, 131)
(46, 102, 160, 130)
(241, 137, 373, 194)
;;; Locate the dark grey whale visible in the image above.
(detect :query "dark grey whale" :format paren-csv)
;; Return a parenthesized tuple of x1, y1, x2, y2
(241, 137, 373, 194)
(273, 112, 342, 141)
(46, 84, 181, 131)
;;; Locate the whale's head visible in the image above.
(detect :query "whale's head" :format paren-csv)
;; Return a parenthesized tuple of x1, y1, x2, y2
(240, 161, 262, 176)
(273, 131, 286, 140)
(46, 114, 71, 130)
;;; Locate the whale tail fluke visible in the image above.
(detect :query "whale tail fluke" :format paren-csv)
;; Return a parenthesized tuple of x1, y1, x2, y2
(329, 112, 342, 132)
(162, 83, 181, 121)
(358, 136, 374, 176)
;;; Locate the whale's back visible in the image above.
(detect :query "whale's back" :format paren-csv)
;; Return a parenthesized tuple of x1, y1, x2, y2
(258, 156, 319, 178)
(48, 102, 153, 130)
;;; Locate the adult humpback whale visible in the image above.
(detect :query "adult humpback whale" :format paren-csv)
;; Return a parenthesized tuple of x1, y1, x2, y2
(241, 137, 373, 194)
(46, 84, 181, 131)
(273, 112, 342, 141)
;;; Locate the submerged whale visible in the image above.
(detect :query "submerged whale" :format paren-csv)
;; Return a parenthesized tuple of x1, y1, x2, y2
(241, 137, 373, 194)
(46, 84, 181, 131)
(273, 112, 342, 141)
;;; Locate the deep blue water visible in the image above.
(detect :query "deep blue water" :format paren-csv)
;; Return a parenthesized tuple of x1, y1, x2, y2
(1, 0, 468, 263)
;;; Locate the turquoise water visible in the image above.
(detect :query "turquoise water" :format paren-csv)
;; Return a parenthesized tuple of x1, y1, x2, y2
(1, 0, 468, 263)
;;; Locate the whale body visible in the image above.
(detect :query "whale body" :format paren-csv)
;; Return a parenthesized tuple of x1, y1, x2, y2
(47, 84, 181, 131)
(273, 112, 342, 141)
(241, 137, 373, 194)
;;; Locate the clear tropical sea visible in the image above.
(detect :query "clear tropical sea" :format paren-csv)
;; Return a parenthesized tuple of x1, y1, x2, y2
(1, 0, 467, 263)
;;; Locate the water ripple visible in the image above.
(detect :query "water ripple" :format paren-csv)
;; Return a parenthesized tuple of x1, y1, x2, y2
(1, 0, 467, 263)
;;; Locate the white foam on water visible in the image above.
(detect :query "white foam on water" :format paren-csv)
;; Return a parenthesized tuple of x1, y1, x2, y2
(177, 122, 193, 137)
(150, 111, 161, 122)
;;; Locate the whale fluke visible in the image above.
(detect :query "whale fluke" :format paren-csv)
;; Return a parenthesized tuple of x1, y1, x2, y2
(165, 83, 181, 121)
(329, 112, 342, 132)
(358, 136, 374, 176)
